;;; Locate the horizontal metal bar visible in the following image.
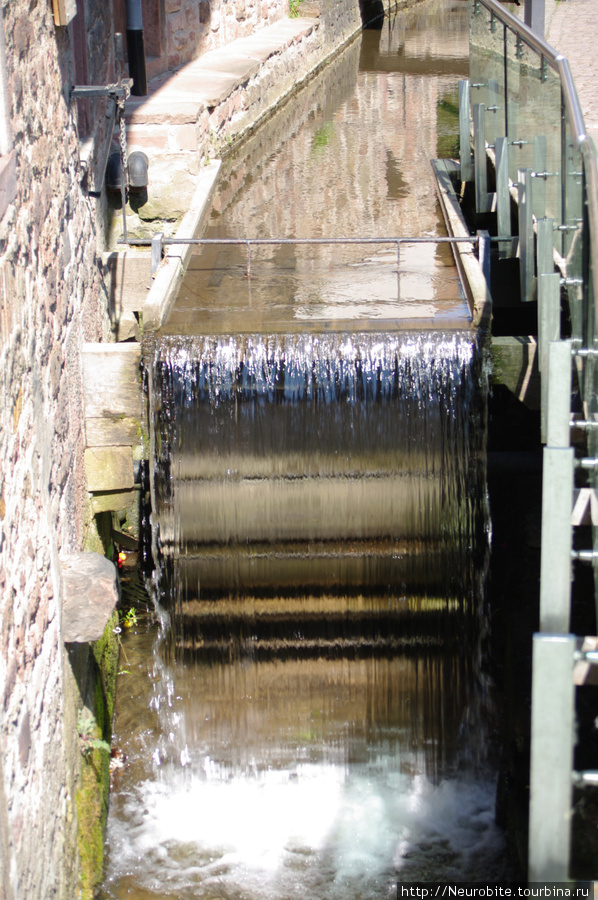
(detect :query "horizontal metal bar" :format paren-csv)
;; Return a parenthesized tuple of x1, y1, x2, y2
(573, 770, 598, 787)
(570, 420, 598, 430)
(120, 235, 480, 247)
(576, 651, 598, 665)
(71, 80, 132, 101)
(575, 458, 598, 468)
(571, 550, 598, 563)
(572, 348, 598, 357)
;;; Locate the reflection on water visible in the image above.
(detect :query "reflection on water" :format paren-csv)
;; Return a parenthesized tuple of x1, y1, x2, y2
(163, 0, 471, 337)
(100, 3, 509, 896)
(148, 330, 486, 602)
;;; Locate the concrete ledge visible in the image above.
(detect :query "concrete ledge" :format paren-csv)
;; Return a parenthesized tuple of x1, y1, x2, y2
(144, 159, 221, 329)
(432, 158, 492, 338)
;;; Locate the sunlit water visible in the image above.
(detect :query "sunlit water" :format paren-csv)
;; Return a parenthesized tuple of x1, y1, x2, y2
(162, 0, 471, 336)
(99, 3, 513, 897)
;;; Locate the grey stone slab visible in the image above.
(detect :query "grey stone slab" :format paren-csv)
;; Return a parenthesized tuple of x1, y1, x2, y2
(85, 417, 141, 447)
(127, 99, 202, 125)
(194, 56, 261, 80)
(91, 489, 138, 514)
(194, 72, 250, 108)
(84, 446, 135, 492)
(81, 343, 142, 419)
(61, 553, 119, 643)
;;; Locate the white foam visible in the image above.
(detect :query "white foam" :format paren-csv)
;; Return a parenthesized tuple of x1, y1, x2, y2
(103, 762, 509, 899)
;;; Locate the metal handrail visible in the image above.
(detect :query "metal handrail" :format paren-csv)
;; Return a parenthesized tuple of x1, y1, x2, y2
(123, 236, 481, 246)
(123, 234, 483, 279)
(475, 0, 598, 334)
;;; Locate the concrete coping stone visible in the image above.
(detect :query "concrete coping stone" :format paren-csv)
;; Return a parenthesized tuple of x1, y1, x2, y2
(432, 158, 491, 337)
(61, 552, 119, 643)
(125, 16, 317, 126)
(144, 159, 222, 330)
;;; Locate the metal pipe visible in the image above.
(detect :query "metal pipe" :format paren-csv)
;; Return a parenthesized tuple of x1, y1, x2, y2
(125, 0, 147, 96)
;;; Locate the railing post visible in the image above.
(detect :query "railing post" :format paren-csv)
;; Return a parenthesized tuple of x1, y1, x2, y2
(546, 339, 572, 448)
(524, 0, 546, 39)
(533, 135, 548, 219)
(477, 230, 491, 288)
(486, 78, 500, 145)
(538, 273, 561, 441)
(518, 168, 535, 302)
(474, 104, 492, 213)
(528, 634, 575, 882)
(539, 447, 573, 632)
(536, 217, 554, 281)
(540, 341, 574, 632)
(459, 80, 473, 183)
(495, 136, 512, 258)
(151, 231, 164, 277)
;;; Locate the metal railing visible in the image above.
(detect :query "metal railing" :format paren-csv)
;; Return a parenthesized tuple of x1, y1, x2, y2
(467, 0, 598, 884)
(124, 233, 486, 303)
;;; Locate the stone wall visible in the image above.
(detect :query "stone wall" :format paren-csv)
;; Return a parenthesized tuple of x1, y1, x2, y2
(0, 0, 113, 895)
(165, 0, 288, 71)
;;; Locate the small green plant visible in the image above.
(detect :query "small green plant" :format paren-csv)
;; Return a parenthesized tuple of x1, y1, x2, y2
(122, 607, 138, 629)
(289, 0, 304, 17)
(78, 711, 110, 757)
(312, 121, 334, 152)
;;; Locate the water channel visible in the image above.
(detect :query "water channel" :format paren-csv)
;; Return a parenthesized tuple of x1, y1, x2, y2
(100, 3, 515, 896)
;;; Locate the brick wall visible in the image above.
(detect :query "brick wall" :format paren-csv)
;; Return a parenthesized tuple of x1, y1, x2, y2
(0, 0, 112, 895)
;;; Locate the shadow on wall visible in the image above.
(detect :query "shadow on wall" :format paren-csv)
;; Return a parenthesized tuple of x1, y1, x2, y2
(359, 0, 385, 28)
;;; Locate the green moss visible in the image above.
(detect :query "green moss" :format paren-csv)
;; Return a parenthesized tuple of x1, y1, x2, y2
(76, 769, 106, 900)
(436, 87, 460, 159)
(92, 610, 120, 733)
(489, 344, 506, 385)
(312, 121, 334, 152)
(75, 611, 120, 897)
(84, 509, 115, 558)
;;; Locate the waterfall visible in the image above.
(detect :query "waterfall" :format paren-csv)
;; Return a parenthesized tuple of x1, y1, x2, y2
(145, 329, 488, 658)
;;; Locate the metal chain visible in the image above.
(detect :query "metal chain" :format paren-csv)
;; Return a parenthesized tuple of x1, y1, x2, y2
(117, 100, 128, 242)
(119, 101, 128, 187)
